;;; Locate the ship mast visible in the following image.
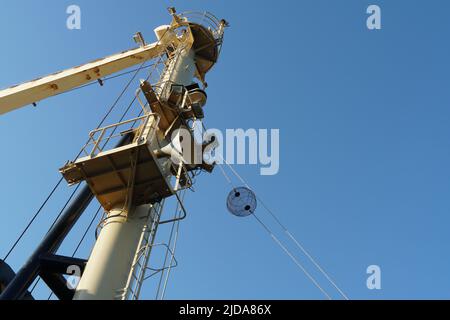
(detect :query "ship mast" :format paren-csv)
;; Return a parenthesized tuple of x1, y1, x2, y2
(0, 8, 227, 300)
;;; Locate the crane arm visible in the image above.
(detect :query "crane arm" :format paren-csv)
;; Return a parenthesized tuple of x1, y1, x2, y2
(0, 41, 166, 115)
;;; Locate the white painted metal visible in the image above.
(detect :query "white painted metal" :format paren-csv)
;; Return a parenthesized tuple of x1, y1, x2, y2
(0, 9, 226, 301)
(73, 20, 198, 300)
(163, 49, 196, 88)
(120, 201, 165, 300)
(157, 46, 196, 102)
(73, 205, 155, 300)
(154, 25, 177, 45)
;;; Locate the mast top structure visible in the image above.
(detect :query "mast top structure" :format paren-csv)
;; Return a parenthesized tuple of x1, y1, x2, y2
(54, 8, 228, 212)
(0, 8, 228, 116)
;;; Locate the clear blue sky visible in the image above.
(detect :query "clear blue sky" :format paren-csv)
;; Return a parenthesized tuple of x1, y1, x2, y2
(1, 0, 450, 300)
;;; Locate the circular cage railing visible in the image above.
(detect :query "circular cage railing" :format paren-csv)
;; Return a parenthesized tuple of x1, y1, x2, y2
(180, 11, 227, 50)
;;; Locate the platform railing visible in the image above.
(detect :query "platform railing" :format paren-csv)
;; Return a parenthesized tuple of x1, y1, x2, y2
(180, 11, 226, 40)
(81, 113, 160, 158)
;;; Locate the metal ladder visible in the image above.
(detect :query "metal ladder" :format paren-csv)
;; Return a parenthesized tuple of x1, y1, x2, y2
(117, 162, 189, 300)
(117, 200, 165, 300)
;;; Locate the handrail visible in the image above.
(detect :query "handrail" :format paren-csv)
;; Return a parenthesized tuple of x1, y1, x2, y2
(181, 11, 222, 30)
(180, 11, 227, 44)
(88, 114, 150, 137)
(83, 113, 160, 158)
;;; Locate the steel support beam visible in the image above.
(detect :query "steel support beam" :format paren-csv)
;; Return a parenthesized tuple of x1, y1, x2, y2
(0, 134, 132, 301)
(0, 42, 165, 115)
(0, 185, 94, 300)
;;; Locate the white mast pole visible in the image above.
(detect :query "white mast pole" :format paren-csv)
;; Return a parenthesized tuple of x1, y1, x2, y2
(73, 26, 198, 300)
(73, 205, 157, 300)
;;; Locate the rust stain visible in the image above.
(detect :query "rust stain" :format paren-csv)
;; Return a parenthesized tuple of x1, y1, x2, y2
(93, 67, 101, 77)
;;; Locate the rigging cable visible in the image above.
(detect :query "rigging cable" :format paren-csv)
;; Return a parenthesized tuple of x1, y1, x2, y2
(48, 205, 103, 300)
(215, 153, 349, 300)
(2, 58, 151, 263)
(157, 118, 202, 299)
(201, 120, 347, 298)
(222, 160, 349, 300)
(30, 183, 82, 294)
(11, 57, 153, 297)
(252, 213, 332, 300)
(2, 178, 64, 262)
(217, 160, 332, 300)
(5, 27, 176, 299)
(159, 190, 187, 300)
(155, 189, 187, 299)
(59, 64, 156, 97)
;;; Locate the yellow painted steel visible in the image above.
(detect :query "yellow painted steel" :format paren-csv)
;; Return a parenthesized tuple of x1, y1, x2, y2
(0, 15, 195, 116)
(0, 43, 164, 115)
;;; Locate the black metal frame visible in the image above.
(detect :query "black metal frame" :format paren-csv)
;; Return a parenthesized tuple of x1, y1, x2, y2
(39, 254, 87, 300)
(0, 185, 94, 300)
(0, 134, 132, 301)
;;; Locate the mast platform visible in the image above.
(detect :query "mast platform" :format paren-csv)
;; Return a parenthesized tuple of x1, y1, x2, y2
(61, 142, 173, 211)
(59, 113, 187, 211)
